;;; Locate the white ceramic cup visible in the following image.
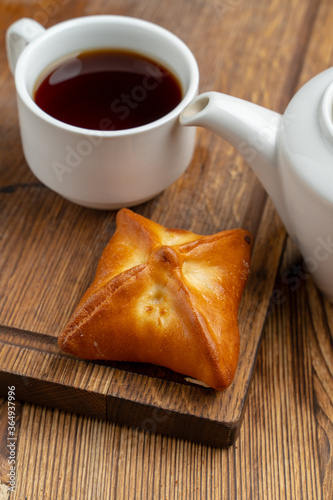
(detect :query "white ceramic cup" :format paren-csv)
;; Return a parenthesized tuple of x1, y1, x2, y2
(6, 16, 199, 209)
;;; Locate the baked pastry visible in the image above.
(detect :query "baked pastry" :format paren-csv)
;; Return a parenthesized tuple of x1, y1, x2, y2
(58, 208, 252, 390)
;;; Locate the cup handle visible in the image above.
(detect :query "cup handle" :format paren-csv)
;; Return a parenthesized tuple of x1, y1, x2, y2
(6, 18, 45, 75)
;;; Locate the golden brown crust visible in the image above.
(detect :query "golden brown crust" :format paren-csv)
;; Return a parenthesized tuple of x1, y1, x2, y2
(58, 208, 253, 390)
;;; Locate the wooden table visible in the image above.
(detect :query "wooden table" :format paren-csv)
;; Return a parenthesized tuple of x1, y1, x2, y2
(0, 0, 332, 498)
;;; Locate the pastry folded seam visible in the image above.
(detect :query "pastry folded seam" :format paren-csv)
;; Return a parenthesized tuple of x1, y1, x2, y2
(58, 208, 253, 391)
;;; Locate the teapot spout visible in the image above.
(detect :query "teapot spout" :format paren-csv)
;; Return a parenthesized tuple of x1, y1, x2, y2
(180, 92, 292, 234)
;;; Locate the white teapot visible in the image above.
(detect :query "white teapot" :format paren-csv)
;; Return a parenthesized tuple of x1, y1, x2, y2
(180, 69, 333, 302)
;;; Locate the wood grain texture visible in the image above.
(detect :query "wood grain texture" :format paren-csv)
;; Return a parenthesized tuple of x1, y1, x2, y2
(0, 0, 332, 498)
(0, 0, 289, 446)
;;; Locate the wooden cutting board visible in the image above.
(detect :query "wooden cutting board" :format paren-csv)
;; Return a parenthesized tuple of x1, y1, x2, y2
(0, 5, 288, 447)
(0, 165, 285, 448)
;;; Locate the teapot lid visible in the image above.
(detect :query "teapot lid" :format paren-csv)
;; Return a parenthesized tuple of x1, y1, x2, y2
(280, 68, 333, 205)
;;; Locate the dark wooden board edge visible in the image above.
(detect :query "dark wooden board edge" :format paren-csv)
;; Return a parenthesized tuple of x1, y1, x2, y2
(0, 324, 259, 447)
(0, 363, 239, 448)
(0, 370, 107, 420)
(106, 397, 240, 448)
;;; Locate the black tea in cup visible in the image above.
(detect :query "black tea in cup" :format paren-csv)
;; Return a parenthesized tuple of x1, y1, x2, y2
(34, 49, 182, 130)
